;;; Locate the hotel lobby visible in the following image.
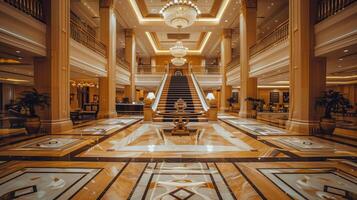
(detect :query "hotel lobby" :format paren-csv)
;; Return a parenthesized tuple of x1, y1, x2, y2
(0, 0, 356, 199)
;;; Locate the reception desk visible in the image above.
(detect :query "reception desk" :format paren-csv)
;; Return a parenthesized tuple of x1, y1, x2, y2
(116, 103, 144, 114)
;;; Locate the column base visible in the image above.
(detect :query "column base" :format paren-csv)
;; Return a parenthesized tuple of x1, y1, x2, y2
(238, 110, 255, 118)
(41, 119, 73, 134)
(208, 108, 218, 121)
(286, 119, 320, 135)
(97, 111, 117, 119)
(143, 108, 153, 122)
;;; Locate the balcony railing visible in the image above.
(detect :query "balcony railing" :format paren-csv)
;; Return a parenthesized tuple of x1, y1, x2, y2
(137, 65, 167, 74)
(317, 0, 356, 23)
(191, 65, 220, 75)
(250, 20, 289, 57)
(3, 0, 45, 22)
(70, 13, 106, 57)
(226, 57, 240, 73)
(116, 57, 129, 71)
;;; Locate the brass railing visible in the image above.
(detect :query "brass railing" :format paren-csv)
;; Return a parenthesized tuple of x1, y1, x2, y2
(70, 13, 106, 57)
(317, 0, 356, 23)
(225, 57, 240, 73)
(250, 20, 289, 57)
(4, 0, 45, 22)
(137, 65, 167, 74)
(191, 65, 220, 74)
(116, 57, 129, 71)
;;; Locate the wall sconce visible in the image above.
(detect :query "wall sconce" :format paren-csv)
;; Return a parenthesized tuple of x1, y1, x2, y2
(206, 92, 215, 101)
(146, 92, 156, 100)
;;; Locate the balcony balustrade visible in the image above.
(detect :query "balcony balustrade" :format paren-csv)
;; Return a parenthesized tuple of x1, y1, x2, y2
(316, 0, 356, 23)
(116, 57, 130, 71)
(226, 57, 240, 73)
(250, 20, 289, 58)
(3, 0, 45, 22)
(191, 65, 220, 75)
(137, 65, 167, 74)
(70, 12, 106, 57)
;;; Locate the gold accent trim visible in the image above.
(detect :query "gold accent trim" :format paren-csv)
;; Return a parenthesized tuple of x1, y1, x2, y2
(150, 32, 207, 50)
(135, 0, 223, 18)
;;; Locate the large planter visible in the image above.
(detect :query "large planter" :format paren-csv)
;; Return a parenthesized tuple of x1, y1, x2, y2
(320, 118, 336, 135)
(251, 110, 257, 119)
(25, 116, 41, 134)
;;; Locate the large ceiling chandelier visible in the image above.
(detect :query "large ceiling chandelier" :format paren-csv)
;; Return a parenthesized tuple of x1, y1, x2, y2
(171, 57, 187, 66)
(159, 0, 201, 29)
(169, 41, 188, 57)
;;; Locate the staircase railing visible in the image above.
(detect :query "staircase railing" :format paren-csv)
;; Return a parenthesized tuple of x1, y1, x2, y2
(152, 73, 168, 111)
(190, 69, 209, 112)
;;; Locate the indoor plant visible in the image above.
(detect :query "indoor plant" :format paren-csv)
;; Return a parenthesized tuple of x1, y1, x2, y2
(16, 88, 49, 134)
(226, 96, 236, 111)
(245, 97, 265, 118)
(316, 90, 351, 134)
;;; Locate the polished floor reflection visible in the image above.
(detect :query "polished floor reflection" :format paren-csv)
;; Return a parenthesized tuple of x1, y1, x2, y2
(0, 115, 355, 199)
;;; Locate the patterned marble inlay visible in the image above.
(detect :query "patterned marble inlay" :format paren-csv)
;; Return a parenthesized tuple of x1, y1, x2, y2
(98, 118, 138, 125)
(274, 137, 337, 151)
(237, 124, 285, 135)
(0, 167, 101, 199)
(81, 125, 121, 135)
(129, 163, 235, 200)
(259, 168, 357, 200)
(108, 123, 253, 152)
(10, 137, 83, 151)
(223, 118, 258, 125)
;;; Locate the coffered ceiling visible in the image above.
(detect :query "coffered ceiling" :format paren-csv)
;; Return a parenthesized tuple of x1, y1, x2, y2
(115, 0, 239, 57)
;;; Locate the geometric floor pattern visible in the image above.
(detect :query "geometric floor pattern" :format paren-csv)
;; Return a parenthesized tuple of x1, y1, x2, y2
(0, 115, 355, 199)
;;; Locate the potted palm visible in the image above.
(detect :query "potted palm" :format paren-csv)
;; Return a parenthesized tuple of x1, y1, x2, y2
(16, 88, 49, 134)
(226, 96, 236, 111)
(316, 90, 351, 135)
(245, 97, 265, 118)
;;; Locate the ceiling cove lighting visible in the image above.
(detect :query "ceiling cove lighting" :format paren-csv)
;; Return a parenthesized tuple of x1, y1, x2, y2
(159, 0, 201, 29)
(171, 57, 187, 66)
(170, 41, 188, 57)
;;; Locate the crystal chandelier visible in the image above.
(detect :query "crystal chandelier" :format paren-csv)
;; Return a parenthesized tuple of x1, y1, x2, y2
(171, 57, 187, 66)
(169, 41, 188, 57)
(159, 0, 201, 29)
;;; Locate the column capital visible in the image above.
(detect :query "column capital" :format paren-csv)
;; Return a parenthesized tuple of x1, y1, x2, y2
(239, 0, 257, 13)
(100, 0, 113, 8)
(125, 29, 134, 37)
(222, 29, 232, 39)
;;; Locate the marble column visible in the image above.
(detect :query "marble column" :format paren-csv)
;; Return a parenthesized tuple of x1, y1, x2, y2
(220, 29, 232, 111)
(125, 29, 136, 102)
(33, 0, 72, 133)
(239, 0, 258, 118)
(287, 0, 326, 134)
(98, 1, 117, 118)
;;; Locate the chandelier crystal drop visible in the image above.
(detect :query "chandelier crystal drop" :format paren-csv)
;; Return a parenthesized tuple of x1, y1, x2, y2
(159, 0, 201, 29)
(169, 41, 188, 57)
(171, 57, 187, 66)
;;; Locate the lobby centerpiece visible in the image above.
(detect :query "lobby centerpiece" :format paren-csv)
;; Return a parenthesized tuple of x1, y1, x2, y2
(316, 90, 351, 135)
(15, 88, 49, 134)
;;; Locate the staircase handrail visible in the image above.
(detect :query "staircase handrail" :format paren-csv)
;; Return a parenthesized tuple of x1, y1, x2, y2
(190, 70, 209, 112)
(152, 73, 168, 111)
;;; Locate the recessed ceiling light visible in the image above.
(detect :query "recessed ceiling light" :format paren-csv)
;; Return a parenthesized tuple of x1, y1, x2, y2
(338, 65, 342, 68)
(225, 20, 228, 22)
(343, 49, 349, 53)
(339, 58, 343, 61)
(15, 50, 21, 54)
(18, 57, 22, 60)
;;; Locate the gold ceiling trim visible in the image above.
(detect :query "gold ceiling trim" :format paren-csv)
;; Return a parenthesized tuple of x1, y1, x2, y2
(149, 32, 207, 51)
(135, 0, 223, 18)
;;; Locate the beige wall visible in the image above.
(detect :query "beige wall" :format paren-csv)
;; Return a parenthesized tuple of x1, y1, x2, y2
(258, 88, 289, 105)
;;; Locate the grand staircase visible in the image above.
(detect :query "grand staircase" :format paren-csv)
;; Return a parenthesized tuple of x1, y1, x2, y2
(154, 75, 207, 122)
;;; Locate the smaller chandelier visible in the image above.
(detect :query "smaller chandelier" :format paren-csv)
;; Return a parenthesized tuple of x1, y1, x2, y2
(159, 0, 201, 29)
(170, 41, 188, 57)
(171, 57, 187, 66)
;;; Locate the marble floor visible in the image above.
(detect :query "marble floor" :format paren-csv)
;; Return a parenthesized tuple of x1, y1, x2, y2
(0, 115, 355, 199)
